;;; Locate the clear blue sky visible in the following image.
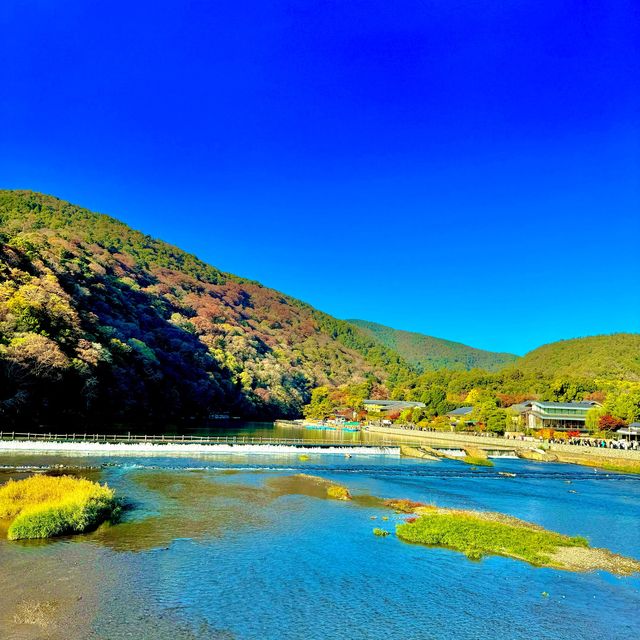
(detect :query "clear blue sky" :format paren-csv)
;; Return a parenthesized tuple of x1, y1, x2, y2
(1, 0, 638, 355)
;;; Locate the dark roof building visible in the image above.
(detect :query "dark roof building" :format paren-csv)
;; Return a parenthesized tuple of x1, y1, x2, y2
(363, 399, 425, 414)
(446, 406, 474, 417)
(533, 401, 600, 410)
(617, 423, 640, 439)
(510, 401, 535, 414)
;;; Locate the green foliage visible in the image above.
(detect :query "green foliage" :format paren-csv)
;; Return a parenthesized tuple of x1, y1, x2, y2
(585, 406, 606, 433)
(396, 513, 588, 565)
(373, 528, 390, 537)
(541, 378, 597, 402)
(585, 459, 640, 475)
(349, 319, 518, 372)
(8, 497, 117, 540)
(602, 385, 640, 423)
(485, 409, 507, 434)
(418, 386, 452, 417)
(0, 191, 229, 284)
(303, 386, 334, 420)
(516, 334, 640, 382)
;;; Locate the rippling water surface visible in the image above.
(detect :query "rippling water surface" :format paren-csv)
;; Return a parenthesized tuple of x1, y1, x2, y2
(1, 448, 639, 640)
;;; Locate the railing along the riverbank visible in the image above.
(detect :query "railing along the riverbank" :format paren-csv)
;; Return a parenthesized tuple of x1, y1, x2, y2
(365, 425, 640, 460)
(0, 432, 403, 448)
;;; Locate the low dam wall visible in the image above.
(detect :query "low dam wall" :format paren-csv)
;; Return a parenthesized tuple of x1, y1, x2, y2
(366, 426, 517, 449)
(0, 432, 400, 456)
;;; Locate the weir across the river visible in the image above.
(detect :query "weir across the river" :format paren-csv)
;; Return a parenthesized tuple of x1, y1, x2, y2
(0, 431, 402, 448)
(0, 431, 525, 458)
(0, 431, 413, 456)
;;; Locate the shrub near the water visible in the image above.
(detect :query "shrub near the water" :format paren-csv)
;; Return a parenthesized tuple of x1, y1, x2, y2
(463, 456, 494, 467)
(0, 475, 119, 540)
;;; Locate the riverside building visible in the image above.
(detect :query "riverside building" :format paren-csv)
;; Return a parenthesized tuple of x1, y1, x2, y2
(363, 399, 425, 415)
(519, 400, 601, 432)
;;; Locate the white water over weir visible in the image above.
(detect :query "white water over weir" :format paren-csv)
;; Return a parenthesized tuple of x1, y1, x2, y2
(0, 432, 400, 456)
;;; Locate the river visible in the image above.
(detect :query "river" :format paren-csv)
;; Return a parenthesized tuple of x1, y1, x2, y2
(0, 423, 639, 639)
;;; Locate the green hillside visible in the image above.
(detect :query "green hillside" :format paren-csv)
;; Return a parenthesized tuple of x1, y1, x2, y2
(348, 319, 518, 372)
(515, 333, 640, 381)
(0, 190, 407, 426)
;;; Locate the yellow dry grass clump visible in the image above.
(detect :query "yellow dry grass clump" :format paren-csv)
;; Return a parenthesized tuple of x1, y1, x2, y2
(0, 474, 118, 540)
(326, 484, 351, 500)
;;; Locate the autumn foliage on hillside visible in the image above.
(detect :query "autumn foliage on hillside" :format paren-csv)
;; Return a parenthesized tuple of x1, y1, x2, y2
(0, 190, 406, 426)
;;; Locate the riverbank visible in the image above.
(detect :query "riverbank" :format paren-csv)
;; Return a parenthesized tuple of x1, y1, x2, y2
(366, 425, 640, 472)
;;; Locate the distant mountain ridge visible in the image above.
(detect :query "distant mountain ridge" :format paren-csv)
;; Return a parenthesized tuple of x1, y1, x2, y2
(348, 319, 519, 372)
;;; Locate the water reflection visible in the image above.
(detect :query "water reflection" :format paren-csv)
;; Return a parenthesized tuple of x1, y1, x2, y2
(33, 420, 370, 443)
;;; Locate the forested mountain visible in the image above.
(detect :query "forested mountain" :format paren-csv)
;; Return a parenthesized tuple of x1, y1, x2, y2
(349, 319, 518, 372)
(0, 190, 407, 426)
(1, 190, 637, 428)
(515, 334, 640, 381)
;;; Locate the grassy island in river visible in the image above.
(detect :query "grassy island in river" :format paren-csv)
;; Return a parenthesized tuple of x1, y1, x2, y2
(393, 505, 640, 575)
(0, 475, 119, 540)
(269, 478, 640, 575)
(397, 509, 587, 564)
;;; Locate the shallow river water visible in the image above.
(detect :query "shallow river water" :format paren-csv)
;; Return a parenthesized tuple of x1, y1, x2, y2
(0, 446, 639, 640)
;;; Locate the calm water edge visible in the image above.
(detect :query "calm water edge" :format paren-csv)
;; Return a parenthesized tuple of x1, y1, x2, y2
(1, 422, 639, 640)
